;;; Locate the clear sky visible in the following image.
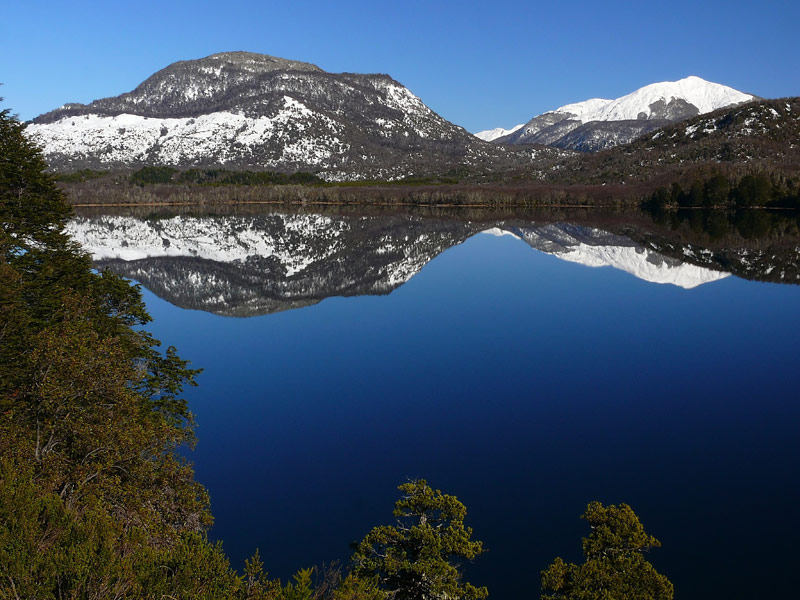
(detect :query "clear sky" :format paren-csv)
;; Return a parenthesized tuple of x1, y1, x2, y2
(2, 0, 798, 132)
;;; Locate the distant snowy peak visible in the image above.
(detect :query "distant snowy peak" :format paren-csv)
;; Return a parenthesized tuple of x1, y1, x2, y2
(474, 124, 523, 142)
(496, 76, 756, 151)
(563, 76, 755, 123)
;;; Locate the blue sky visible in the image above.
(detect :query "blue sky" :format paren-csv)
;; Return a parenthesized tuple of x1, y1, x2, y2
(2, 0, 798, 132)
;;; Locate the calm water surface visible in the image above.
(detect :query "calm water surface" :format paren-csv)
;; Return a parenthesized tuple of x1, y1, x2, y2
(73, 209, 800, 599)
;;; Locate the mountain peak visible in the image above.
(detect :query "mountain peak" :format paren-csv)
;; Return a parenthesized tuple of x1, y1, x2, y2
(564, 76, 754, 123)
(679, 75, 706, 82)
(122, 51, 325, 105)
(474, 124, 524, 141)
(172, 51, 323, 73)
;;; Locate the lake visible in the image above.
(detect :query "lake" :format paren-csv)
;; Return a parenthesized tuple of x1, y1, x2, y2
(69, 206, 800, 599)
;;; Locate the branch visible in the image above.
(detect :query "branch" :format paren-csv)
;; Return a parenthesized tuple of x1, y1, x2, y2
(7, 577, 20, 600)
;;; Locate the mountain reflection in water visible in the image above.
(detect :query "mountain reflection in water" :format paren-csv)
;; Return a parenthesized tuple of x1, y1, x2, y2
(66, 208, 798, 317)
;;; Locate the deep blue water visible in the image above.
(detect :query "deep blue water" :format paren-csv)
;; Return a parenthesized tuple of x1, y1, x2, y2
(140, 231, 800, 599)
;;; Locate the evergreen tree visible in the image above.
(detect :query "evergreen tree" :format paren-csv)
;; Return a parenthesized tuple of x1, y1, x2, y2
(0, 102, 247, 599)
(541, 502, 673, 600)
(687, 180, 704, 207)
(0, 103, 209, 539)
(733, 174, 772, 207)
(703, 174, 730, 207)
(351, 480, 487, 600)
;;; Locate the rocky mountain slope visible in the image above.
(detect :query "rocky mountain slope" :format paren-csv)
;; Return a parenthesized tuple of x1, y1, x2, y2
(28, 51, 537, 180)
(487, 76, 755, 151)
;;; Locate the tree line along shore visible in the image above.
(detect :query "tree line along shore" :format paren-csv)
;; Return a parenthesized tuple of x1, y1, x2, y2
(53, 165, 800, 211)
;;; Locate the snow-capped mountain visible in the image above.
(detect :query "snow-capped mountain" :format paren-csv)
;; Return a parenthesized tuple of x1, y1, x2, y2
(554, 77, 753, 123)
(474, 124, 524, 142)
(28, 51, 518, 180)
(489, 76, 756, 151)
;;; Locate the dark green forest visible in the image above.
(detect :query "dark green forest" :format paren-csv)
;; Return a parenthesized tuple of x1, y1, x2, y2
(1, 106, 673, 599)
(128, 166, 324, 187)
(644, 172, 800, 210)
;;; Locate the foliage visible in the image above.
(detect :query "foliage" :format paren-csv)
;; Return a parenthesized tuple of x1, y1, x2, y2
(178, 168, 322, 186)
(129, 165, 323, 186)
(351, 479, 487, 600)
(0, 103, 246, 598)
(1, 105, 208, 535)
(332, 573, 387, 600)
(283, 568, 314, 600)
(541, 502, 673, 600)
(129, 165, 180, 185)
(53, 168, 109, 183)
(644, 172, 800, 210)
(0, 458, 242, 599)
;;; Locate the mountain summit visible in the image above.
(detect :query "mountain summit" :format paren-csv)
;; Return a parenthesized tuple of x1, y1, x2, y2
(39, 52, 326, 120)
(481, 76, 755, 151)
(474, 124, 524, 142)
(28, 51, 515, 180)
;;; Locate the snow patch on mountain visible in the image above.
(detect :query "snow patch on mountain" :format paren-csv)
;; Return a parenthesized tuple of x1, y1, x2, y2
(28, 96, 347, 168)
(575, 76, 754, 122)
(552, 98, 614, 121)
(542, 77, 753, 124)
(474, 124, 524, 142)
(384, 83, 426, 114)
(481, 227, 522, 239)
(490, 76, 756, 150)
